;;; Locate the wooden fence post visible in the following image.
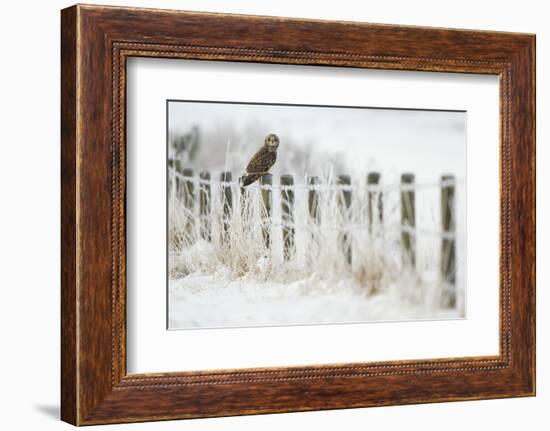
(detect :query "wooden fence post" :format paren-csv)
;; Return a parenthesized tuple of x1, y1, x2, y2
(239, 185, 248, 220)
(220, 171, 232, 244)
(337, 175, 352, 265)
(281, 175, 295, 260)
(168, 159, 174, 196)
(306, 175, 321, 268)
(401, 173, 416, 267)
(441, 174, 456, 308)
(367, 172, 383, 233)
(307, 176, 321, 223)
(182, 168, 195, 238)
(174, 159, 182, 199)
(260, 174, 273, 249)
(182, 168, 194, 204)
(199, 171, 211, 241)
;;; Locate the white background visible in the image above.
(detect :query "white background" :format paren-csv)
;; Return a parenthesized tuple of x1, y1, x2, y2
(127, 59, 499, 373)
(0, 0, 546, 430)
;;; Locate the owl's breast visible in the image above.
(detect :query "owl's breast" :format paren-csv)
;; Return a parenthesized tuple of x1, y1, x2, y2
(268, 150, 277, 166)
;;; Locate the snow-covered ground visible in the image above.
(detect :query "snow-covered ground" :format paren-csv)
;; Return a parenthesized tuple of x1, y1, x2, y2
(169, 269, 462, 329)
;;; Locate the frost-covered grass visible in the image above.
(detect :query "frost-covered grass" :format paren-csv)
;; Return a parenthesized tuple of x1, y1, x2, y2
(168, 172, 463, 329)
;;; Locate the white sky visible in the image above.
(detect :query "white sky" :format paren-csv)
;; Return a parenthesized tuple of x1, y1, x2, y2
(168, 101, 466, 185)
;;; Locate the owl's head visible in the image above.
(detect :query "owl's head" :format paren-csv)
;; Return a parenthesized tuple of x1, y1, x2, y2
(264, 133, 280, 150)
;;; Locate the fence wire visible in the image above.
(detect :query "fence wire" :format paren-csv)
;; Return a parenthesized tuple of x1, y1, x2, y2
(168, 168, 461, 240)
(168, 169, 460, 192)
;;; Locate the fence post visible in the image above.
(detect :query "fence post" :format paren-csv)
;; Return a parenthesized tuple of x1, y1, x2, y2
(174, 159, 182, 199)
(281, 175, 295, 260)
(239, 185, 249, 243)
(306, 176, 321, 270)
(239, 185, 248, 220)
(260, 174, 273, 249)
(181, 168, 194, 204)
(441, 174, 456, 308)
(367, 172, 383, 233)
(182, 168, 195, 239)
(220, 171, 232, 245)
(168, 159, 174, 195)
(307, 176, 321, 223)
(337, 175, 352, 265)
(199, 171, 211, 241)
(401, 173, 416, 268)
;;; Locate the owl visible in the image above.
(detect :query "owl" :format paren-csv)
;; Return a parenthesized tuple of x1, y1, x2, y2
(240, 133, 280, 187)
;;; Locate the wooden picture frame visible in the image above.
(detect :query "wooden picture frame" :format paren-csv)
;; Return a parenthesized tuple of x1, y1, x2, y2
(61, 4, 535, 425)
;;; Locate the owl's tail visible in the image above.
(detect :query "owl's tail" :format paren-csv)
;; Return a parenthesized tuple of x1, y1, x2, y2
(240, 174, 260, 187)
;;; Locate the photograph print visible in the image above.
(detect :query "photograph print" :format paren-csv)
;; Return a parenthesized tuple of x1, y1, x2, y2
(167, 100, 466, 330)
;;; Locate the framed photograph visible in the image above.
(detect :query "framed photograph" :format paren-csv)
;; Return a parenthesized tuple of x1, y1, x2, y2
(61, 4, 535, 425)
(165, 100, 466, 330)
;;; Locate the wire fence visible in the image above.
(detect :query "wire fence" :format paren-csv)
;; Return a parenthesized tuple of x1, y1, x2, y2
(168, 164, 459, 308)
(169, 169, 458, 192)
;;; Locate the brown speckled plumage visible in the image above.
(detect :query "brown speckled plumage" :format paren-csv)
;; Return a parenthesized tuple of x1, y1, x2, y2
(241, 133, 279, 186)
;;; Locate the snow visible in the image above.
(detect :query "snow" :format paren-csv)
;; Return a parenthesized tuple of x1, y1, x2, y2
(168, 269, 462, 329)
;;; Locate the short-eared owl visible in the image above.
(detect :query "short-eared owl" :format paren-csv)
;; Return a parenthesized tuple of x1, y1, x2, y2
(240, 133, 279, 187)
